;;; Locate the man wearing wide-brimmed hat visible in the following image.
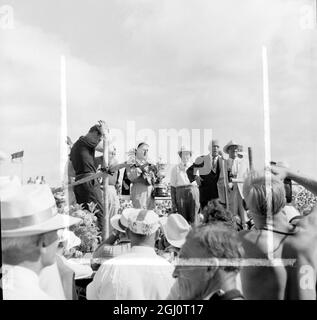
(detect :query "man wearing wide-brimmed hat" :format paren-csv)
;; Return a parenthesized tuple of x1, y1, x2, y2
(170, 146, 200, 224)
(186, 140, 222, 211)
(87, 208, 175, 300)
(223, 140, 249, 228)
(1, 180, 81, 300)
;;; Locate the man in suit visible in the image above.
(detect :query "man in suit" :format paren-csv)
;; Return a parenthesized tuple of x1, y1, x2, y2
(187, 140, 221, 211)
(224, 141, 249, 228)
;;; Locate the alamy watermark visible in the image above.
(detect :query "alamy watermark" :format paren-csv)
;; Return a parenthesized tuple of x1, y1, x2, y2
(105, 120, 214, 165)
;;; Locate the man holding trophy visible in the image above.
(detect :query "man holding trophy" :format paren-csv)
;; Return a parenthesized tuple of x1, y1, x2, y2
(124, 142, 158, 210)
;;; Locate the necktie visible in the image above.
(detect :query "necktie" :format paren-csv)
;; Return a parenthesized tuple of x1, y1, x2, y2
(212, 156, 217, 171)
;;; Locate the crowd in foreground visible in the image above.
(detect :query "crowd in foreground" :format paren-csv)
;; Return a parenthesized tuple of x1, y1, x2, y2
(2, 162, 317, 300)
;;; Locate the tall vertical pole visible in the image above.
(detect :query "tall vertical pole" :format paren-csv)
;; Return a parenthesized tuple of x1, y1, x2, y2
(103, 133, 109, 240)
(262, 46, 274, 261)
(60, 55, 69, 217)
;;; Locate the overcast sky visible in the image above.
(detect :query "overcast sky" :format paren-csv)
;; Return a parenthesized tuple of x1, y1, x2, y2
(0, 0, 316, 186)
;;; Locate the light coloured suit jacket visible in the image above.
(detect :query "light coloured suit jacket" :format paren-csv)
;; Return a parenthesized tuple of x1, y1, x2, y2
(226, 157, 249, 198)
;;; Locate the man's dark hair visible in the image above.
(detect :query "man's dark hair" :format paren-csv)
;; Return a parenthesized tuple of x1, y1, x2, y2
(185, 222, 243, 273)
(137, 142, 149, 149)
(89, 125, 102, 135)
(202, 199, 237, 230)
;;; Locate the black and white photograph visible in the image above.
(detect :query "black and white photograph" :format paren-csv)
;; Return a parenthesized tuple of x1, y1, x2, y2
(1, 0, 317, 305)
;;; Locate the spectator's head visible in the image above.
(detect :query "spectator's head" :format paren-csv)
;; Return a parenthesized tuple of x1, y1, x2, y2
(124, 208, 160, 247)
(86, 124, 103, 146)
(243, 173, 286, 219)
(178, 146, 192, 165)
(173, 222, 243, 300)
(202, 199, 237, 230)
(1, 183, 81, 271)
(136, 142, 149, 161)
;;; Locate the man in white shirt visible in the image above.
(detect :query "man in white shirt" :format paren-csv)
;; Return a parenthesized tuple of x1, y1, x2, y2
(86, 208, 175, 300)
(170, 146, 199, 224)
(223, 141, 249, 228)
(1, 180, 81, 300)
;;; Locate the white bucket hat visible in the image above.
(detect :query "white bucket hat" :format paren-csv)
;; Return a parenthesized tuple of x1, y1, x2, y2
(125, 208, 160, 235)
(161, 214, 191, 248)
(110, 210, 130, 233)
(1, 183, 81, 237)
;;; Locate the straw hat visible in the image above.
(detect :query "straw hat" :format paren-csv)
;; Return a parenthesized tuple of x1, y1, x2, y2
(125, 208, 160, 235)
(110, 210, 130, 233)
(223, 140, 242, 154)
(1, 183, 81, 237)
(161, 214, 191, 248)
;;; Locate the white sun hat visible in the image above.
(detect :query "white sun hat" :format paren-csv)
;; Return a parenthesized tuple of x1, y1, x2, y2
(110, 209, 130, 233)
(126, 208, 160, 235)
(161, 214, 191, 248)
(1, 183, 82, 238)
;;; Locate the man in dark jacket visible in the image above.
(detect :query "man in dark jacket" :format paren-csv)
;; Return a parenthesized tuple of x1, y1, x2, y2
(187, 140, 221, 211)
(70, 121, 107, 234)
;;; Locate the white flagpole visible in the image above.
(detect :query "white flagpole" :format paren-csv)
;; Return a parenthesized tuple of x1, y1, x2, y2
(262, 46, 274, 261)
(60, 55, 69, 215)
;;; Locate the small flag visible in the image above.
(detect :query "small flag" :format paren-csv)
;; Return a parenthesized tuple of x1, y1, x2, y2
(11, 150, 24, 161)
